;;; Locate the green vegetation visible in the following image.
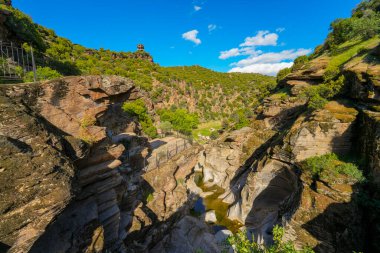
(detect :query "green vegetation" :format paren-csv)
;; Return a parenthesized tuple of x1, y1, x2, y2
(313, 0, 380, 57)
(122, 99, 157, 139)
(300, 75, 345, 110)
(326, 36, 380, 72)
(24, 66, 62, 82)
(276, 67, 291, 83)
(292, 55, 310, 71)
(0, 5, 276, 122)
(192, 121, 222, 142)
(78, 114, 98, 144)
(228, 108, 252, 130)
(158, 121, 173, 135)
(146, 193, 154, 203)
(300, 153, 365, 183)
(227, 225, 314, 253)
(80, 114, 96, 128)
(158, 108, 199, 136)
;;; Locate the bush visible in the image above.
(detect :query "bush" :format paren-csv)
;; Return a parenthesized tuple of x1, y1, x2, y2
(24, 66, 62, 82)
(210, 131, 219, 140)
(229, 109, 251, 130)
(227, 225, 314, 253)
(80, 114, 96, 128)
(277, 67, 291, 83)
(159, 121, 173, 135)
(301, 153, 365, 182)
(122, 99, 157, 139)
(292, 55, 309, 71)
(300, 75, 345, 110)
(158, 108, 199, 136)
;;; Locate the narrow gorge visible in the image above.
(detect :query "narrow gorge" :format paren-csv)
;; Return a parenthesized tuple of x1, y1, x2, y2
(1, 1, 380, 253)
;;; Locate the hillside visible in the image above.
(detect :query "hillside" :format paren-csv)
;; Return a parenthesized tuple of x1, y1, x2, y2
(0, 4, 275, 124)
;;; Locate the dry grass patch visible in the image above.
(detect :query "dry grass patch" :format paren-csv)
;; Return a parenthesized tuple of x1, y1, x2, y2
(324, 101, 358, 123)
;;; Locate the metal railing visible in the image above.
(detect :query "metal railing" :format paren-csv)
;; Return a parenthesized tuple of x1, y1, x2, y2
(0, 41, 36, 82)
(143, 139, 191, 172)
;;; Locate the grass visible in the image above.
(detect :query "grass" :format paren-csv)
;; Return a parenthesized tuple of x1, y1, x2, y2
(324, 100, 358, 123)
(270, 92, 289, 100)
(192, 120, 222, 142)
(326, 36, 380, 72)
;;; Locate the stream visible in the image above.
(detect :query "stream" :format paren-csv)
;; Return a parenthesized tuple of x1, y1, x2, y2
(192, 172, 243, 233)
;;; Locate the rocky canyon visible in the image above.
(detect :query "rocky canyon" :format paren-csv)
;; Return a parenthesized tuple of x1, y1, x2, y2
(1, 1, 380, 253)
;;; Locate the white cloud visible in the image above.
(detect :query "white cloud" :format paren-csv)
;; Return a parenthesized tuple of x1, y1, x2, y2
(194, 5, 202, 11)
(219, 47, 262, 60)
(182, 30, 201, 45)
(276, 27, 286, 33)
(219, 48, 240, 59)
(234, 48, 312, 67)
(229, 62, 294, 76)
(219, 29, 311, 75)
(240, 30, 278, 47)
(208, 24, 217, 32)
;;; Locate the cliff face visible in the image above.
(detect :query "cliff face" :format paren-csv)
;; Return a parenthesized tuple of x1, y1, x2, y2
(195, 41, 380, 252)
(0, 76, 203, 253)
(0, 88, 76, 253)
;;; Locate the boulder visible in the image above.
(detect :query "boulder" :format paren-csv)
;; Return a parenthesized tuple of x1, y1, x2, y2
(204, 210, 217, 223)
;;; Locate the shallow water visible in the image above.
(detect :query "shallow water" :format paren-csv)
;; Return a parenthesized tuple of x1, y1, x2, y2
(193, 173, 243, 233)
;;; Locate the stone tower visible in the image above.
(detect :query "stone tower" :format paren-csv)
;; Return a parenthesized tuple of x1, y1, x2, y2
(137, 44, 145, 51)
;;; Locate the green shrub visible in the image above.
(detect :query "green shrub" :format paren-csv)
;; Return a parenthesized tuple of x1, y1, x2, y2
(210, 131, 219, 140)
(122, 99, 157, 139)
(300, 75, 345, 110)
(24, 66, 62, 82)
(277, 67, 291, 83)
(336, 163, 366, 182)
(158, 108, 199, 136)
(159, 121, 173, 135)
(229, 109, 251, 130)
(227, 225, 314, 253)
(301, 153, 365, 182)
(292, 55, 309, 71)
(146, 193, 154, 203)
(80, 114, 96, 128)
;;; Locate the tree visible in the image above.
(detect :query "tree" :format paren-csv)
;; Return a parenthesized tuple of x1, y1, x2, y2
(122, 99, 157, 139)
(159, 121, 173, 135)
(24, 66, 62, 82)
(277, 68, 291, 83)
(158, 109, 199, 136)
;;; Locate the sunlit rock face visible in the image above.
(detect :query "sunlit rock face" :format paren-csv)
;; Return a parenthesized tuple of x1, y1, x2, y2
(192, 47, 380, 253)
(1, 76, 208, 253)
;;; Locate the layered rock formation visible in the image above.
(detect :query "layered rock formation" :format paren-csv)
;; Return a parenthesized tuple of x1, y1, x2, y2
(0, 76, 202, 253)
(193, 42, 380, 252)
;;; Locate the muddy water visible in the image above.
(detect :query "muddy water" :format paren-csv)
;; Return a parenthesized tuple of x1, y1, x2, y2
(193, 173, 243, 233)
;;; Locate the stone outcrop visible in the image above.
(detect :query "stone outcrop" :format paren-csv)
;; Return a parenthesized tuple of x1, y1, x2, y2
(194, 45, 380, 252)
(283, 101, 358, 162)
(283, 171, 364, 252)
(0, 76, 202, 253)
(150, 216, 222, 253)
(358, 110, 380, 184)
(0, 89, 76, 253)
(125, 144, 203, 252)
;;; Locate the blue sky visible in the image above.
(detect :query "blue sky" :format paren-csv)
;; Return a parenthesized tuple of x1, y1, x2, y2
(13, 0, 360, 75)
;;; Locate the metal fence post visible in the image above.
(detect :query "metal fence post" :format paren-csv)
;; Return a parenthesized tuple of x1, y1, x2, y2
(30, 46, 37, 82)
(0, 41, 5, 77)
